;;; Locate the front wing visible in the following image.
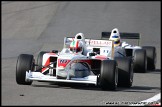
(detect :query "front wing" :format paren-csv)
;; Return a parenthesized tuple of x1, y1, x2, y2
(26, 70, 97, 85)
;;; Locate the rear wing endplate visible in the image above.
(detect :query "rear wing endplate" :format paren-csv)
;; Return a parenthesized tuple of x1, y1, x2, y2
(101, 32, 141, 45)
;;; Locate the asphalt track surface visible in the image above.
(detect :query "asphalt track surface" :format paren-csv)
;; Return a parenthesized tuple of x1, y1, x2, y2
(1, 1, 161, 106)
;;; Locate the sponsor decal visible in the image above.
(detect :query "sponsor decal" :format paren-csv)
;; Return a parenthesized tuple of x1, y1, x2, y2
(89, 40, 112, 46)
(58, 59, 71, 68)
(60, 59, 68, 64)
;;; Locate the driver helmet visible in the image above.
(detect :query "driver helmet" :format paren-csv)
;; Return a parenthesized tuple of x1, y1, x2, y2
(109, 28, 121, 47)
(70, 40, 83, 53)
(75, 33, 85, 41)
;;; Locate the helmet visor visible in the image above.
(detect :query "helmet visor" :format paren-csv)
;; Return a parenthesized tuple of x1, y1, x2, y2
(112, 35, 119, 38)
(70, 47, 82, 53)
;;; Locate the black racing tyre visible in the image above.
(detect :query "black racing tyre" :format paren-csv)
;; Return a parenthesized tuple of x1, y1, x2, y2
(36, 51, 49, 72)
(133, 49, 147, 73)
(115, 57, 133, 87)
(16, 54, 34, 85)
(142, 46, 156, 70)
(99, 60, 118, 91)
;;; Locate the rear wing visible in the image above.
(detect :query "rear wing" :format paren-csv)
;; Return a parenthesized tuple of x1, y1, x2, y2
(101, 32, 141, 45)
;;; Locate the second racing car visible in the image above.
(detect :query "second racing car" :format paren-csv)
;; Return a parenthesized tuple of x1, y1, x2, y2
(102, 28, 156, 73)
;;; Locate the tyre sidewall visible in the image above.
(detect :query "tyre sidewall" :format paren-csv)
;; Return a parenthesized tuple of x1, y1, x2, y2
(16, 54, 34, 85)
(115, 57, 133, 87)
(142, 46, 156, 70)
(99, 60, 117, 90)
(133, 49, 147, 73)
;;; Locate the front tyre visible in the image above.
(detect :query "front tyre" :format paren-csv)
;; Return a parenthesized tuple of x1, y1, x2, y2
(115, 57, 133, 87)
(16, 54, 34, 85)
(99, 60, 118, 91)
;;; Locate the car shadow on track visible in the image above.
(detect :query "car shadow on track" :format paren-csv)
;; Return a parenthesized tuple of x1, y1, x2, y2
(147, 69, 161, 74)
(117, 86, 161, 93)
(135, 69, 161, 74)
(32, 82, 103, 91)
(32, 82, 160, 93)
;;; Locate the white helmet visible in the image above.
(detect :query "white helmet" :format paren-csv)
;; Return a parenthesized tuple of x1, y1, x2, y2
(74, 33, 85, 42)
(109, 28, 121, 47)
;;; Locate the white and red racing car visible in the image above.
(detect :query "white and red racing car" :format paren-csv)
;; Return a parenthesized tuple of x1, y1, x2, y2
(16, 32, 134, 90)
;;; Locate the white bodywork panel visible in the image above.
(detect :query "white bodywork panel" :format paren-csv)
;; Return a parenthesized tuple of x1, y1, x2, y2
(122, 41, 141, 49)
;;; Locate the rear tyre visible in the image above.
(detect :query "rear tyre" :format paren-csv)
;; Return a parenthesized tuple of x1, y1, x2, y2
(36, 51, 49, 72)
(142, 46, 156, 70)
(99, 60, 118, 91)
(133, 49, 147, 73)
(16, 54, 34, 85)
(115, 57, 133, 87)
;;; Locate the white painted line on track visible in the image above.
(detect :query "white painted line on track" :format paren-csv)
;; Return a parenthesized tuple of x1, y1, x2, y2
(130, 93, 161, 106)
(141, 93, 160, 102)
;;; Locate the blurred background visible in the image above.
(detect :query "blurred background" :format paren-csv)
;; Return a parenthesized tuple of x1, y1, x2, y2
(2, 1, 160, 68)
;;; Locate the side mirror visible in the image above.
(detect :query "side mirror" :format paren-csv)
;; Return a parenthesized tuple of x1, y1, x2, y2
(52, 50, 58, 53)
